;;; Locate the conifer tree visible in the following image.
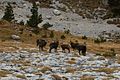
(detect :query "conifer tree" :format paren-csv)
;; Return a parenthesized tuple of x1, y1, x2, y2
(27, 2, 42, 28)
(2, 2, 14, 22)
(108, 0, 120, 17)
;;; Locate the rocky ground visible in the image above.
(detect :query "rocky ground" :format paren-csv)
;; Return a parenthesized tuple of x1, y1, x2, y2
(0, 0, 120, 38)
(0, 0, 120, 80)
(0, 48, 120, 80)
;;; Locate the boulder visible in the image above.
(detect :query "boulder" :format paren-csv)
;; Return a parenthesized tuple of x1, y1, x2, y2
(11, 35, 20, 40)
(46, 15, 52, 20)
(53, 9, 61, 16)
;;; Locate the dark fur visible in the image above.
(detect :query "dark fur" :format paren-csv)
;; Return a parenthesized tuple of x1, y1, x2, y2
(61, 44, 70, 53)
(49, 41, 59, 53)
(36, 39, 47, 51)
(70, 41, 86, 56)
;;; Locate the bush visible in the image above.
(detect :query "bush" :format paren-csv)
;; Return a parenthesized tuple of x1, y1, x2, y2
(49, 31, 54, 38)
(64, 29, 70, 34)
(94, 36, 106, 44)
(94, 38, 101, 43)
(41, 34, 47, 38)
(61, 35, 65, 39)
(82, 35, 87, 40)
(32, 29, 39, 34)
(19, 20, 24, 25)
(42, 22, 53, 30)
(110, 48, 116, 56)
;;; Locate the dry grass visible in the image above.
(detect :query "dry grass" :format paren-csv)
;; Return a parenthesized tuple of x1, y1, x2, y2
(94, 68, 117, 74)
(66, 67, 76, 73)
(51, 74, 62, 80)
(0, 20, 120, 56)
(0, 70, 11, 77)
(11, 60, 31, 66)
(66, 60, 76, 64)
(40, 66, 52, 73)
(16, 74, 26, 79)
(80, 76, 95, 80)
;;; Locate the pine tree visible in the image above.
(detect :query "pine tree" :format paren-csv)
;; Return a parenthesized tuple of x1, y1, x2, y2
(27, 2, 42, 28)
(108, 0, 120, 17)
(2, 2, 14, 22)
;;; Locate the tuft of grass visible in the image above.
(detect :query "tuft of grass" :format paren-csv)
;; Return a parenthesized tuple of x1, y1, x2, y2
(16, 74, 26, 79)
(66, 60, 76, 64)
(0, 70, 11, 77)
(61, 35, 66, 39)
(82, 35, 87, 40)
(66, 67, 76, 73)
(51, 74, 62, 80)
(80, 76, 95, 80)
(94, 68, 116, 74)
(41, 66, 52, 73)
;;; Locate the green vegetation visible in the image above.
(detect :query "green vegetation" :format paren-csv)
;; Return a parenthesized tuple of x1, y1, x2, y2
(2, 3, 14, 22)
(61, 35, 66, 39)
(27, 2, 42, 28)
(42, 22, 53, 30)
(108, 0, 120, 17)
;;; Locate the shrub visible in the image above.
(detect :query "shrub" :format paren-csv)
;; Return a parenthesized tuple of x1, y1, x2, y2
(94, 38, 101, 43)
(110, 48, 116, 56)
(61, 35, 65, 39)
(64, 29, 70, 34)
(32, 29, 39, 34)
(82, 35, 87, 40)
(19, 20, 24, 25)
(42, 22, 53, 30)
(94, 36, 106, 43)
(49, 31, 54, 38)
(41, 34, 47, 38)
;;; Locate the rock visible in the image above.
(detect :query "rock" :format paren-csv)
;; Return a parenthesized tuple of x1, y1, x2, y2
(46, 15, 52, 20)
(25, 73, 39, 80)
(38, 20, 49, 28)
(11, 35, 20, 40)
(25, 67, 37, 73)
(53, 9, 61, 16)
(35, 1, 40, 6)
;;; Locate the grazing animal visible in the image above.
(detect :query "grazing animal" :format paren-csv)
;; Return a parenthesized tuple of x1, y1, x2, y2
(70, 41, 79, 50)
(60, 43, 70, 53)
(70, 41, 86, 56)
(49, 40, 59, 53)
(36, 39, 47, 51)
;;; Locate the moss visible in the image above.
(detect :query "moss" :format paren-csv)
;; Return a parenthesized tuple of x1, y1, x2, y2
(16, 74, 26, 79)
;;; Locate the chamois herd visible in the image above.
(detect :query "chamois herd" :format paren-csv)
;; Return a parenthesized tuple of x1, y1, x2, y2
(36, 39, 87, 56)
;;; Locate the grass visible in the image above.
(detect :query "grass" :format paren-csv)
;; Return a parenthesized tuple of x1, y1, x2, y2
(0, 20, 120, 56)
(0, 70, 11, 77)
(11, 60, 31, 66)
(66, 60, 76, 64)
(51, 74, 62, 80)
(93, 68, 117, 74)
(16, 74, 26, 79)
(40, 66, 52, 73)
(80, 76, 95, 80)
(66, 67, 76, 73)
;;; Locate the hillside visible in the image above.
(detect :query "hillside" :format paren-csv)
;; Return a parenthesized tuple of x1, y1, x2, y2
(0, 21, 120, 80)
(0, 0, 120, 80)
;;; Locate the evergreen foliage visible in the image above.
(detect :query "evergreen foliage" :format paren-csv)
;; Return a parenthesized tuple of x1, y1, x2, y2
(27, 2, 42, 28)
(2, 3, 14, 22)
(108, 0, 120, 17)
(42, 22, 53, 30)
